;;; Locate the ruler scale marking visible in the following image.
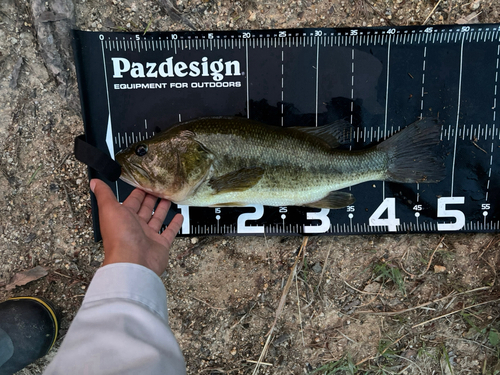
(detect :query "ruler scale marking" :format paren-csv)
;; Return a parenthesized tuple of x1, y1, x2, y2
(315, 39, 319, 127)
(450, 37, 465, 197)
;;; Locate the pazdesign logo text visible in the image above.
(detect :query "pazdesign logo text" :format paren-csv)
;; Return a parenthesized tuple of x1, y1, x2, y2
(111, 57, 242, 82)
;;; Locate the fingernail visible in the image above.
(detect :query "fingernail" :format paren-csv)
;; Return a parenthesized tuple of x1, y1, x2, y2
(90, 179, 96, 193)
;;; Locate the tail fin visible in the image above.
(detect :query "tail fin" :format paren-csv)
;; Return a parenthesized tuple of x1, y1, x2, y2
(377, 118, 445, 183)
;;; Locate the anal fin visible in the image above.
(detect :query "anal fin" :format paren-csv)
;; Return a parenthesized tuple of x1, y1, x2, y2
(209, 202, 246, 207)
(305, 191, 355, 209)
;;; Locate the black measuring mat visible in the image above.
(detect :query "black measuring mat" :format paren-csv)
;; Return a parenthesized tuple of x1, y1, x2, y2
(72, 24, 500, 240)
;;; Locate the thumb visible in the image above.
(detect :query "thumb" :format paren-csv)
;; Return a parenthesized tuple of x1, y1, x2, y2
(90, 179, 118, 209)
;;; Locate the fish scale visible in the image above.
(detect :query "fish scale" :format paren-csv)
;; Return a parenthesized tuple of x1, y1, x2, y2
(72, 24, 500, 239)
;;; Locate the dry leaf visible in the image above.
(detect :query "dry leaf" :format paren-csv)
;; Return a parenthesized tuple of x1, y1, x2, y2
(456, 12, 480, 24)
(5, 266, 48, 291)
(434, 265, 447, 273)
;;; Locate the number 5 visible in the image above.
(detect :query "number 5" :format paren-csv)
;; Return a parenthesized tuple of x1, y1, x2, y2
(437, 197, 465, 231)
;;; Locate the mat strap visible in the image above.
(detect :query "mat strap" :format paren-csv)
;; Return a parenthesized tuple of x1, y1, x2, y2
(74, 135, 121, 182)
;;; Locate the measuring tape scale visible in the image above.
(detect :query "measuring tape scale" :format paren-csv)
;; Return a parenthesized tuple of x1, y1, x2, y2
(72, 24, 500, 237)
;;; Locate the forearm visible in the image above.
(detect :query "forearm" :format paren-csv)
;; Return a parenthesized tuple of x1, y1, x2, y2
(44, 263, 185, 375)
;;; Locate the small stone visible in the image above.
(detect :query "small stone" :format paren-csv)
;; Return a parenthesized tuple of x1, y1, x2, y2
(273, 334, 290, 346)
(434, 265, 446, 273)
(312, 262, 322, 274)
(363, 282, 381, 293)
(191, 237, 199, 245)
(470, 0, 480, 10)
(24, 233, 37, 243)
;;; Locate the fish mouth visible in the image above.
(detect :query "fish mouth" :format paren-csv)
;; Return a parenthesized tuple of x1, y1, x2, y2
(119, 162, 150, 188)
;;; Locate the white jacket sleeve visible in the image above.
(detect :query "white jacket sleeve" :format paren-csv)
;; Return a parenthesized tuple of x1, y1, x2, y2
(44, 263, 186, 375)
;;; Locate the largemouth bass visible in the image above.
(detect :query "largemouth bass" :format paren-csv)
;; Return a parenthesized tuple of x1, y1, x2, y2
(115, 117, 445, 208)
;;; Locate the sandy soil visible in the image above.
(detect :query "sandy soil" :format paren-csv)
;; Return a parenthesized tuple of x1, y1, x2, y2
(1, 0, 500, 374)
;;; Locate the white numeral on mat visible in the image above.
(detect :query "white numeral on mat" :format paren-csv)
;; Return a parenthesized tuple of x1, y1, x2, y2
(369, 198, 400, 232)
(437, 197, 466, 231)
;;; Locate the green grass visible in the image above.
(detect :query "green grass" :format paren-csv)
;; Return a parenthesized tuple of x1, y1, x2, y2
(440, 344, 453, 374)
(300, 256, 309, 283)
(311, 354, 357, 375)
(377, 339, 396, 357)
(28, 164, 42, 185)
(373, 262, 406, 297)
(489, 328, 500, 347)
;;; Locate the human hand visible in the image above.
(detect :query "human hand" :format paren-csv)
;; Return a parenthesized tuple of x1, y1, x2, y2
(90, 179, 184, 276)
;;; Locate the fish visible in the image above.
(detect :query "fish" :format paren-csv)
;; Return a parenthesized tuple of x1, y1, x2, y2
(115, 117, 445, 209)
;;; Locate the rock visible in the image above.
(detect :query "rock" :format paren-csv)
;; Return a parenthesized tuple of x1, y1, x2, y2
(312, 262, 322, 274)
(434, 265, 446, 273)
(24, 233, 37, 243)
(30, 0, 79, 109)
(273, 334, 290, 346)
(470, 0, 481, 10)
(363, 282, 381, 294)
(9, 57, 23, 89)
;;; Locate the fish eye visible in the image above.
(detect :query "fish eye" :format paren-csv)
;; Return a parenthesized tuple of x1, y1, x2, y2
(135, 144, 148, 157)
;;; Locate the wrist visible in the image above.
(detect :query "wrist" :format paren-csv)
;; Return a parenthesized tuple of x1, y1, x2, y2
(102, 246, 166, 276)
(103, 244, 145, 267)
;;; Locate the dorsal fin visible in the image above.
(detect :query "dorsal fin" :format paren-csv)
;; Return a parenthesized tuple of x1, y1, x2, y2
(290, 120, 354, 148)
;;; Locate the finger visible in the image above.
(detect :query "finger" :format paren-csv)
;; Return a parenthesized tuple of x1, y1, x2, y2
(137, 194, 159, 222)
(122, 188, 147, 213)
(161, 213, 183, 244)
(91, 179, 120, 211)
(148, 199, 172, 232)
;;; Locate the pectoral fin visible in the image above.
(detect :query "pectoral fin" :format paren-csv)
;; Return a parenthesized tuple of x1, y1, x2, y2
(209, 167, 264, 194)
(306, 191, 355, 209)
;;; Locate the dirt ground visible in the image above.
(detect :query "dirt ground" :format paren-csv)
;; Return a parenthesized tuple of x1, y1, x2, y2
(1, 0, 500, 374)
